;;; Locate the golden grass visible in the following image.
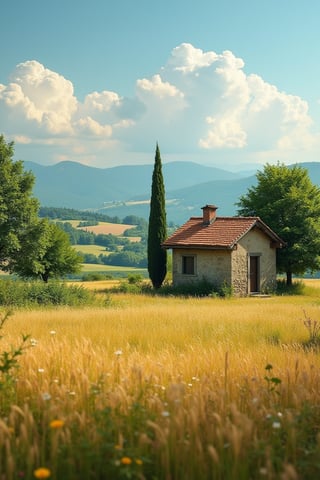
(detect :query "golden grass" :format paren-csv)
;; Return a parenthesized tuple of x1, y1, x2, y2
(77, 222, 135, 235)
(2, 285, 320, 478)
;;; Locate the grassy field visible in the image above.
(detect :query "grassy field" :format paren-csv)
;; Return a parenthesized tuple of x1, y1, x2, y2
(79, 263, 147, 277)
(77, 222, 135, 235)
(74, 245, 110, 256)
(1, 280, 320, 478)
(61, 220, 135, 236)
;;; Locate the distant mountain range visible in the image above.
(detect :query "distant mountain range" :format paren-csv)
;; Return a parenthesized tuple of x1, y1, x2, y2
(24, 160, 320, 225)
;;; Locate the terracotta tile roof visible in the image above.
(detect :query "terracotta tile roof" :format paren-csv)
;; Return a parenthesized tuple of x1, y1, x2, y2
(162, 216, 284, 250)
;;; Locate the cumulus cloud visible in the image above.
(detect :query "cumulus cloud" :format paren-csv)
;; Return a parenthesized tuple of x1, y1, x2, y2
(0, 60, 77, 135)
(0, 44, 319, 167)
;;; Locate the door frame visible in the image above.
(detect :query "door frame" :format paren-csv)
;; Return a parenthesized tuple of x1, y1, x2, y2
(249, 254, 261, 293)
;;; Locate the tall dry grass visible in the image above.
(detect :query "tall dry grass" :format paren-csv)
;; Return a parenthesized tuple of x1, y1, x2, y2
(1, 288, 320, 479)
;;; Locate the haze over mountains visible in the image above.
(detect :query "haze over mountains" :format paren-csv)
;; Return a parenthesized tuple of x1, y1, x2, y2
(24, 160, 320, 225)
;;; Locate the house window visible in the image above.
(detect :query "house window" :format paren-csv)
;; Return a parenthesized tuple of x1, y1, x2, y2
(182, 255, 195, 275)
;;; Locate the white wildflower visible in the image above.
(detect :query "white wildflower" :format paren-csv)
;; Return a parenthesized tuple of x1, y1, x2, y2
(161, 411, 170, 417)
(42, 392, 51, 401)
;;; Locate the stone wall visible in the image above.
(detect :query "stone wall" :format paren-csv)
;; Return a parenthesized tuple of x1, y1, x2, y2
(172, 248, 231, 288)
(171, 227, 277, 296)
(234, 227, 277, 295)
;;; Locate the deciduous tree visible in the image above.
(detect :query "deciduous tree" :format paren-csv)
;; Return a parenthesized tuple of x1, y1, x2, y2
(237, 163, 320, 285)
(0, 135, 39, 268)
(12, 219, 83, 282)
(0, 135, 82, 281)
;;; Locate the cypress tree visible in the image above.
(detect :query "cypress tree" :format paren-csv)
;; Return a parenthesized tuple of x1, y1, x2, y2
(148, 143, 167, 288)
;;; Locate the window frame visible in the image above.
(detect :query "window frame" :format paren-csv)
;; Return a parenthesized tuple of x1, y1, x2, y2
(182, 255, 196, 275)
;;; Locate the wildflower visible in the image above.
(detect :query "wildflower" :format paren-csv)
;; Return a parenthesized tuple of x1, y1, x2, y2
(161, 411, 170, 417)
(135, 459, 143, 465)
(38, 368, 44, 373)
(68, 391, 76, 396)
(30, 338, 38, 346)
(120, 457, 132, 465)
(49, 419, 64, 429)
(33, 467, 51, 478)
(272, 421, 281, 429)
(114, 349, 123, 356)
(50, 330, 56, 336)
(42, 392, 51, 401)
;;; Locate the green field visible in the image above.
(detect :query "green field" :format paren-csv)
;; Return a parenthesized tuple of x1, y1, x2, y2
(74, 244, 109, 256)
(80, 262, 147, 276)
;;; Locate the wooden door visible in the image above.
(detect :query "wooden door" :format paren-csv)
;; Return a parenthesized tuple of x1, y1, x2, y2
(250, 256, 259, 293)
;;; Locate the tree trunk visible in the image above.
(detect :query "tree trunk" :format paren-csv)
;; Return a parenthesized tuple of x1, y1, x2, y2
(286, 271, 292, 286)
(41, 272, 49, 283)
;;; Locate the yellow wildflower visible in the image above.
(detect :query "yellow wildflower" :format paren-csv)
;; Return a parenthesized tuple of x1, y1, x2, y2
(121, 456, 132, 465)
(49, 419, 64, 429)
(34, 467, 51, 478)
(135, 458, 143, 465)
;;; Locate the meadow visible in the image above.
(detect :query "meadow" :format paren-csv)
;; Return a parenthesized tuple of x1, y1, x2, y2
(1, 280, 320, 479)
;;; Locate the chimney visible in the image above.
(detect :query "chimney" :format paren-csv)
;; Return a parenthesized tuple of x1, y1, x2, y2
(201, 205, 218, 225)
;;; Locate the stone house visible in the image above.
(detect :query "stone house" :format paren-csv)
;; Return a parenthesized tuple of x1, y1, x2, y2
(162, 205, 285, 296)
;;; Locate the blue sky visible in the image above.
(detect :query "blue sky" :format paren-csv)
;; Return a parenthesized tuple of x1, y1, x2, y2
(1, 0, 320, 170)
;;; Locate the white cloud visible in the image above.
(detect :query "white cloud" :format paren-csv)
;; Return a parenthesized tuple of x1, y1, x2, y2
(167, 43, 218, 73)
(75, 116, 113, 137)
(0, 44, 319, 168)
(200, 116, 247, 149)
(0, 60, 77, 135)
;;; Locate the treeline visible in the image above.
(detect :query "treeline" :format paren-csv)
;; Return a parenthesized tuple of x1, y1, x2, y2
(40, 207, 148, 229)
(81, 241, 148, 268)
(39, 206, 121, 223)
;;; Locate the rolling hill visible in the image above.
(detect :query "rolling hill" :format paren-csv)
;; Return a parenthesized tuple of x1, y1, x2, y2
(24, 160, 320, 225)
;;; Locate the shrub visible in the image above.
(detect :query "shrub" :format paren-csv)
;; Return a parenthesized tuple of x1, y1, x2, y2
(155, 279, 219, 297)
(276, 279, 305, 295)
(114, 280, 143, 294)
(82, 273, 113, 282)
(0, 279, 97, 307)
(127, 274, 143, 284)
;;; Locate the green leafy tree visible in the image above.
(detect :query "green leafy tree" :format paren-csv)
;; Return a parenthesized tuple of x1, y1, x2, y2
(0, 135, 82, 282)
(0, 135, 39, 268)
(148, 143, 167, 288)
(12, 219, 83, 282)
(237, 163, 320, 285)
